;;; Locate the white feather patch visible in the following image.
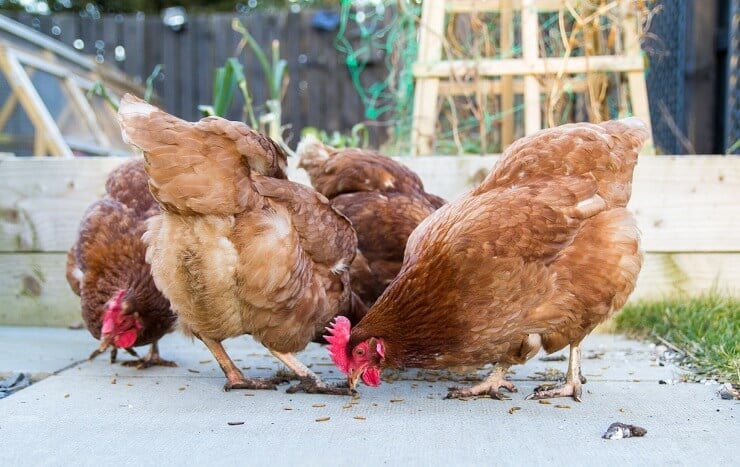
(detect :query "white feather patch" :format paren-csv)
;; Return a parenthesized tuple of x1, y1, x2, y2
(619, 117, 647, 129)
(331, 259, 349, 274)
(119, 100, 157, 118)
(72, 267, 84, 282)
(296, 134, 329, 160)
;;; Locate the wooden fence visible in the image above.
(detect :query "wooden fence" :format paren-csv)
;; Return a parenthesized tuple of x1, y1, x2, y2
(0, 154, 738, 326)
(3, 11, 387, 145)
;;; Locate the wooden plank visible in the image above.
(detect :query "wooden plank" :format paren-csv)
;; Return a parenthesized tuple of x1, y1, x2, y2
(122, 13, 145, 83)
(322, 20, 340, 133)
(0, 157, 127, 252)
(521, 0, 541, 135)
(2, 155, 739, 253)
(403, 155, 740, 253)
(630, 156, 740, 252)
(192, 15, 212, 121)
(55, 14, 77, 49)
(0, 93, 19, 131)
(499, 0, 515, 148)
(161, 22, 179, 116)
(438, 77, 590, 95)
(178, 22, 195, 120)
(631, 253, 740, 301)
(102, 15, 118, 70)
(229, 13, 250, 120)
(0, 253, 80, 327)
(411, 0, 446, 156)
(247, 12, 270, 118)
(285, 12, 302, 132)
(619, 0, 654, 155)
(302, 12, 323, 136)
(78, 15, 97, 56)
(4, 250, 737, 328)
(412, 55, 646, 78)
(143, 17, 163, 102)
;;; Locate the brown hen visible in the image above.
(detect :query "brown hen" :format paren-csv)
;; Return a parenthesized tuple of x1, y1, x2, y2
(66, 158, 177, 368)
(117, 94, 355, 395)
(297, 137, 445, 307)
(327, 118, 649, 401)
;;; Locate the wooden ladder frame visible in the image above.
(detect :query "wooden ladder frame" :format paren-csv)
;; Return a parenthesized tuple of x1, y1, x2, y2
(410, 0, 654, 156)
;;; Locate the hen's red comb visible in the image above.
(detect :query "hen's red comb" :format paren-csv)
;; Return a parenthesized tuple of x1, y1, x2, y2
(101, 289, 127, 335)
(325, 316, 351, 374)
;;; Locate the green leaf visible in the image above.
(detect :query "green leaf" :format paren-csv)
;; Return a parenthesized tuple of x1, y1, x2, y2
(144, 64, 162, 103)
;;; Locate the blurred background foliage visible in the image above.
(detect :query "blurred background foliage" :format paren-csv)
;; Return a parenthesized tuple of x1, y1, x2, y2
(0, 0, 343, 14)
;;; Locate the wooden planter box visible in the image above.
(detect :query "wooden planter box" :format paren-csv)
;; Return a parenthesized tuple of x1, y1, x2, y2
(1, 154, 738, 326)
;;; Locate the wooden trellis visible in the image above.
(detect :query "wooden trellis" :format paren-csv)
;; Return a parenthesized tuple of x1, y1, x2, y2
(410, 0, 654, 156)
(0, 15, 144, 158)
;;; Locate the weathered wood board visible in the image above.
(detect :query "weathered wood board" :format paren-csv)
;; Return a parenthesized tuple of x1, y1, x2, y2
(0, 253, 80, 327)
(0, 154, 737, 326)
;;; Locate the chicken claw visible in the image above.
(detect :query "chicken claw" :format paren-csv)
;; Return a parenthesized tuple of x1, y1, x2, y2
(285, 376, 355, 396)
(120, 342, 177, 369)
(225, 377, 282, 392)
(525, 343, 584, 402)
(444, 363, 517, 400)
(525, 381, 582, 402)
(270, 350, 353, 396)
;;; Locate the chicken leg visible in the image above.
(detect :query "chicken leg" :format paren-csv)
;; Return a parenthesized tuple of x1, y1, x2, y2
(197, 335, 284, 391)
(270, 350, 354, 396)
(88, 337, 139, 363)
(445, 363, 517, 400)
(121, 341, 177, 369)
(526, 343, 584, 402)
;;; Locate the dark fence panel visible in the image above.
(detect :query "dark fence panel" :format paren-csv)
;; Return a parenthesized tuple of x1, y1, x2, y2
(4, 11, 387, 147)
(2, 8, 733, 154)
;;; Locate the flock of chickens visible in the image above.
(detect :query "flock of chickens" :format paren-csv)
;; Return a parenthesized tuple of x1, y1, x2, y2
(66, 93, 649, 402)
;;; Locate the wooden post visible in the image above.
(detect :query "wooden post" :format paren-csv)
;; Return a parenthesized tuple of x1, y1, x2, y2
(620, 0, 654, 154)
(521, 0, 541, 135)
(411, 0, 445, 156)
(0, 93, 18, 131)
(499, 0, 515, 148)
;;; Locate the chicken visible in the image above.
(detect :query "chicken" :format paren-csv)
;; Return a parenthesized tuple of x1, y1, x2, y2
(117, 94, 356, 395)
(326, 118, 649, 401)
(66, 158, 177, 368)
(297, 136, 445, 307)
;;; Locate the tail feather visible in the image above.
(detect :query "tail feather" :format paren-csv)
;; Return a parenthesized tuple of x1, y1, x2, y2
(117, 93, 286, 215)
(479, 118, 650, 207)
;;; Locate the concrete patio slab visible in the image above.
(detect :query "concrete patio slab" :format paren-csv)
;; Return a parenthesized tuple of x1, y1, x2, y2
(0, 327, 736, 466)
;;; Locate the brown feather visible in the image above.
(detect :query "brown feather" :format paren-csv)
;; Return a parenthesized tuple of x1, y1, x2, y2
(297, 137, 445, 307)
(117, 95, 357, 356)
(66, 158, 176, 346)
(349, 119, 647, 372)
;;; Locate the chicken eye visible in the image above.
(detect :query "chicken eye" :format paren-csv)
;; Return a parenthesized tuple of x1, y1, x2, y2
(355, 348, 365, 356)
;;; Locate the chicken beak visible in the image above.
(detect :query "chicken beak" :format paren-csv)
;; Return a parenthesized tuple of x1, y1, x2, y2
(348, 369, 362, 391)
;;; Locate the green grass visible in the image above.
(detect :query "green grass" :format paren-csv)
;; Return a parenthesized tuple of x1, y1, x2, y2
(614, 293, 740, 384)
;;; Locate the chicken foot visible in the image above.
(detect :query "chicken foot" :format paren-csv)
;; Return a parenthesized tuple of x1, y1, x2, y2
(121, 341, 177, 369)
(88, 338, 139, 363)
(526, 343, 584, 402)
(445, 363, 517, 400)
(270, 350, 354, 396)
(196, 335, 284, 391)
